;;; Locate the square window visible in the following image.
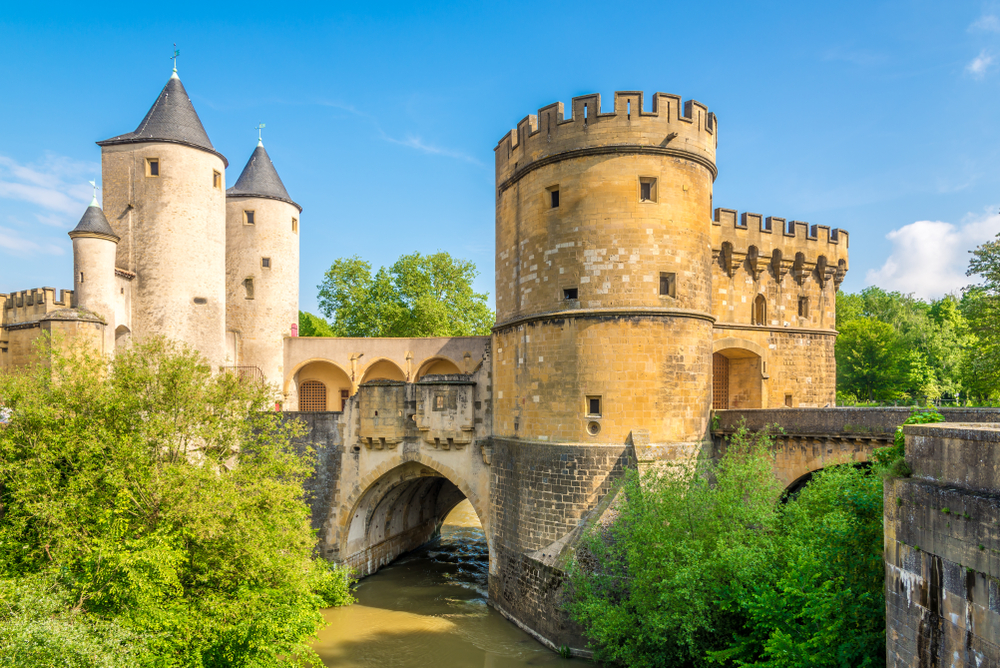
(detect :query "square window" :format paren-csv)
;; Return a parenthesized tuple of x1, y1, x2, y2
(212, 170, 222, 189)
(639, 177, 657, 202)
(292, 218, 298, 234)
(262, 257, 271, 268)
(785, 393, 793, 407)
(659, 272, 676, 298)
(586, 395, 602, 417)
(798, 297, 810, 317)
(244, 210, 255, 226)
(146, 158, 159, 177)
(563, 287, 578, 300)
(550, 189, 560, 208)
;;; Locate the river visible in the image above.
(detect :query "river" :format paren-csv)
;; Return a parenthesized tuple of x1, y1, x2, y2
(312, 500, 578, 667)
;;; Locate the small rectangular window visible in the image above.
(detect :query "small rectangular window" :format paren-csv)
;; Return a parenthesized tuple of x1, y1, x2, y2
(340, 389, 349, 411)
(659, 272, 676, 298)
(639, 177, 657, 202)
(563, 288, 578, 300)
(213, 170, 222, 189)
(243, 277, 254, 300)
(586, 395, 602, 417)
(798, 297, 810, 317)
(244, 210, 255, 226)
(261, 257, 271, 268)
(79, 272, 84, 283)
(785, 393, 793, 407)
(292, 218, 298, 233)
(146, 158, 159, 177)
(550, 189, 560, 208)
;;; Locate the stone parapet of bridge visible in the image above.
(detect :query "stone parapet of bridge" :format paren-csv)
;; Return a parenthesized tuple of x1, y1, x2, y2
(886, 423, 1000, 667)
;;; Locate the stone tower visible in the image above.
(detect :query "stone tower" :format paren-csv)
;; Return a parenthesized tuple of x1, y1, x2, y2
(97, 67, 228, 368)
(493, 91, 718, 452)
(68, 197, 119, 352)
(225, 139, 301, 390)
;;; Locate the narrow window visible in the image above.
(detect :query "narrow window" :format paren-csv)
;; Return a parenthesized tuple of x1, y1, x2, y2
(563, 287, 578, 300)
(261, 257, 271, 269)
(627, 99, 631, 120)
(146, 158, 159, 177)
(586, 395, 602, 417)
(340, 389, 349, 411)
(244, 210, 255, 225)
(550, 189, 560, 208)
(659, 272, 676, 298)
(292, 217, 298, 234)
(753, 294, 767, 325)
(435, 395, 445, 410)
(212, 170, 222, 189)
(798, 296, 810, 317)
(785, 393, 793, 407)
(79, 272, 84, 283)
(639, 177, 657, 202)
(243, 277, 254, 300)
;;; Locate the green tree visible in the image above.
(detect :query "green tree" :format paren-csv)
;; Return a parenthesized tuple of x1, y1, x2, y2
(0, 337, 353, 667)
(835, 318, 910, 402)
(298, 311, 334, 337)
(964, 235, 1000, 400)
(317, 252, 493, 337)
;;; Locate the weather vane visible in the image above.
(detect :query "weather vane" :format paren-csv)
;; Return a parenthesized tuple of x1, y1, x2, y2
(88, 180, 100, 205)
(256, 122, 266, 146)
(171, 44, 180, 73)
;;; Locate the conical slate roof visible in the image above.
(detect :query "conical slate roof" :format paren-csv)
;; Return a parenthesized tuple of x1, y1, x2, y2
(69, 201, 118, 241)
(226, 144, 301, 211)
(97, 74, 228, 166)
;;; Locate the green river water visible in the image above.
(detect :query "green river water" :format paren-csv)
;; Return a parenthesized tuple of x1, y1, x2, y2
(312, 500, 579, 667)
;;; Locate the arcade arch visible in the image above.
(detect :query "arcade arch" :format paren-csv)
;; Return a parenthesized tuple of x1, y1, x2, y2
(713, 347, 763, 409)
(414, 356, 462, 380)
(294, 360, 352, 412)
(359, 358, 406, 384)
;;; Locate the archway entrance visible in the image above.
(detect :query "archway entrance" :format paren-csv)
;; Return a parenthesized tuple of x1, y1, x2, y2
(341, 460, 487, 577)
(294, 361, 352, 411)
(713, 348, 763, 409)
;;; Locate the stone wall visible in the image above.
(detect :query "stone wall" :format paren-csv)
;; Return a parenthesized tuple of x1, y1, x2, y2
(886, 423, 1000, 667)
(488, 437, 633, 656)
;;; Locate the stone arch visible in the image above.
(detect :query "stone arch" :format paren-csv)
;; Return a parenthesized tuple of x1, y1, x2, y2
(780, 458, 874, 495)
(287, 359, 353, 412)
(414, 355, 463, 380)
(359, 357, 406, 384)
(335, 454, 489, 577)
(713, 342, 764, 409)
(114, 325, 131, 350)
(752, 294, 767, 325)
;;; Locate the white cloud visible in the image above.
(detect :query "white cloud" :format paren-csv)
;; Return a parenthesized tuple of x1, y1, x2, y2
(0, 225, 65, 256)
(966, 49, 994, 78)
(0, 153, 97, 221)
(866, 208, 1000, 298)
(970, 14, 1000, 32)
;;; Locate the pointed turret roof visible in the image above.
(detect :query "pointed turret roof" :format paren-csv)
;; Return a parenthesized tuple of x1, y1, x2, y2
(69, 198, 118, 241)
(226, 143, 302, 212)
(97, 73, 228, 166)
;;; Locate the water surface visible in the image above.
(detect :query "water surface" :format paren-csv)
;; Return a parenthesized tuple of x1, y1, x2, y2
(313, 500, 577, 667)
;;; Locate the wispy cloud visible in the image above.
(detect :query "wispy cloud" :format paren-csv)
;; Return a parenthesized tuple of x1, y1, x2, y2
(0, 225, 65, 256)
(966, 49, 994, 78)
(0, 153, 97, 226)
(866, 207, 1000, 298)
(970, 14, 1000, 32)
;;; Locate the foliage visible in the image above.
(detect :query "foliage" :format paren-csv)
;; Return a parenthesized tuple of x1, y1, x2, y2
(316, 252, 494, 337)
(567, 425, 886, 667)
(963, 236, 1000, 401)
(298, 311, 335, 337)
(870, 407, 945, 474)
(0, 337, 354, 668)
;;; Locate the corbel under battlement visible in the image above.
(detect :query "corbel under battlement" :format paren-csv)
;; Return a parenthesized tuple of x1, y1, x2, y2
(711, 208, 849, 288)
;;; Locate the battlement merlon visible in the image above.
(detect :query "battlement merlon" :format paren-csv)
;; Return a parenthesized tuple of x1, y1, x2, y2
(711, 208, 849, 284)
(2, 287, 75, 325)
(494, 91, 718, 187)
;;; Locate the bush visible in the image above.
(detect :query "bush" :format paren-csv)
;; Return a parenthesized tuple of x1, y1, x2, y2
(0, 337, 353, 667)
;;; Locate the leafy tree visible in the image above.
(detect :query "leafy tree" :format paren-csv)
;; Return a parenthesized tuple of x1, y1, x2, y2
(835, 318, 910, 402)
(0, 337, 354, 667)
(963, 236, 1000, 400)
(317, 252, 493, 337)
(298, 311, 334, 337)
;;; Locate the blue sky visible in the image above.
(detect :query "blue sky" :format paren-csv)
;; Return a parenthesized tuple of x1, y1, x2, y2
(2, 1, 1000, 314)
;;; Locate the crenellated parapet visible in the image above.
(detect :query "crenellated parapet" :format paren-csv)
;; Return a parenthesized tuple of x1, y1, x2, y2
(495, 91, 718, 193)
(711, 208, 849, 288)
(2, 287, 75, 327)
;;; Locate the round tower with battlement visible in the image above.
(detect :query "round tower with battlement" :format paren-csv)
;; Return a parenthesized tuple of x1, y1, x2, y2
(225, 139, 301, 391)
(493, 91, 718, 450)
(97, 68, 228, 368)
(69, 197, 119, 353)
